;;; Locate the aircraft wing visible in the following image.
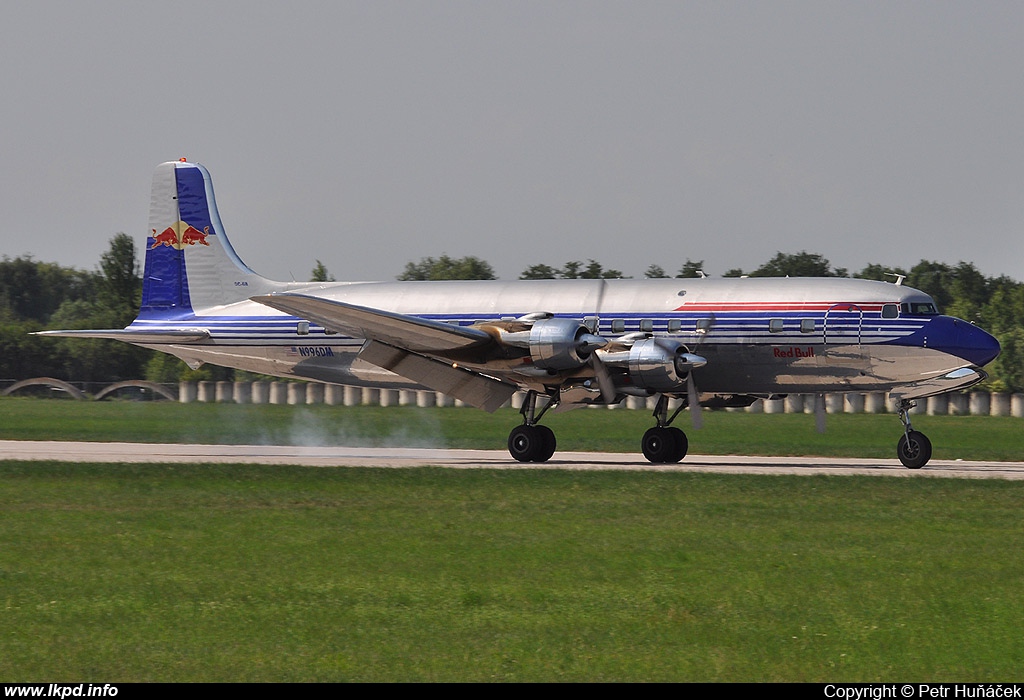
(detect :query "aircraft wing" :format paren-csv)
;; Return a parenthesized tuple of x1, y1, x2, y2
(32, 329, 211, 343)
(251, 293, 494, 353)
(252, 293, 518, 411)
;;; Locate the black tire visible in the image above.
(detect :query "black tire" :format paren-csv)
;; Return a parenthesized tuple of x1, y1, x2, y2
(508, 425, 556, 462)
(508, 425, 539, 462)
(642, 427, 678, 463)
(897, 430, 932, 469)
(666, 427, 688, 462)
(534, 425, 556, 463)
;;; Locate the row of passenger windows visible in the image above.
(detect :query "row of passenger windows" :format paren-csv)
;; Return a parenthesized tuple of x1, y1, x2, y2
(444, 305, 933, 332)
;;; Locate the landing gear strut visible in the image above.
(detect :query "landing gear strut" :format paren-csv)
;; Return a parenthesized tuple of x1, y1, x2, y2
(642, 395, 688, 464)
(507, 390, 557, 462)
(896, 399, 932, 469)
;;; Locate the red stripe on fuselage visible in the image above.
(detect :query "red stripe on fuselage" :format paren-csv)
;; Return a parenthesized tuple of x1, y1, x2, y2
(674, 302, 887, 312)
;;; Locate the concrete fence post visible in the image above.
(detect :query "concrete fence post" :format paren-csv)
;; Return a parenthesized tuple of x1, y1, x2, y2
(286, 382, 306, 405)
(324, 384, 343, 405)
(306, 383, 324, 404)
(844, 393, 864, 414)
(179, 381, 197, 404)
(948, 393, 969, 415)
(864, 392, 886, 413)
(626, 396, 646, 410)
(343, 386, 360, 406)
(927, 394, 948, 416)
(251, 381, 269, 404)
(269, 382, 288, 405)
(825, 393, 844, 414)
(233, 381, 251, 404)
(1011, 394, 1024, 418)
(215, 381, 234, 403)
(197, 381, 215, 403)
(969, 392, 990, 416)
(990, 393, 1010, 417)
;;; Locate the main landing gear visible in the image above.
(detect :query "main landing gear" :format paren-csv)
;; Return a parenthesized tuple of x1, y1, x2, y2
(508, 390, 557, 462)
(506, 391, 692, 464)
(896, 399, 932, 469)
(642, 395, 688, 463)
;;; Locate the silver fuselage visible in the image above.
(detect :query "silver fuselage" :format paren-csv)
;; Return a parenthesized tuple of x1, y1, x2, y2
(127, 276, 997, 398)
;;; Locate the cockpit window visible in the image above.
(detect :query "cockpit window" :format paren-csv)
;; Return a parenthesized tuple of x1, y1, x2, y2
(900, 302, 939, 316)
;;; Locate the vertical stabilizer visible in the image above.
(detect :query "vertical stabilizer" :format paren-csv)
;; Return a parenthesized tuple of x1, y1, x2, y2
(140, 160, 279, 318)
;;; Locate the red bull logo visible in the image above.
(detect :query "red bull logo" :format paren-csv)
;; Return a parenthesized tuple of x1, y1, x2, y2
(150, 221, 211, 249)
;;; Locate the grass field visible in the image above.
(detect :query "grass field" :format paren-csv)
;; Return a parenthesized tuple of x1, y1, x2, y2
(0, 397, 1022, 461)
(2, 462, 1023, 682)
(1, 398, 1022, 681)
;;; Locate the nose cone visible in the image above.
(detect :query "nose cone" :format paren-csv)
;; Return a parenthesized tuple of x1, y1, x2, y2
(936, 317, 1001, 367)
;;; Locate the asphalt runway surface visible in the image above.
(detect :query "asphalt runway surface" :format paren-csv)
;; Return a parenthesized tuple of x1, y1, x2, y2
(2, 440, 1023, 479)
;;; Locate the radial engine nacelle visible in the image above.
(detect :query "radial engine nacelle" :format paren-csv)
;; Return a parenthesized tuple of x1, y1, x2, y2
(599, 337, 707, 393)
(497, 316, 607, 370)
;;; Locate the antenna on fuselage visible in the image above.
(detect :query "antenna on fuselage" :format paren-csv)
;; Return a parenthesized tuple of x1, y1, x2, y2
(884, 273, 906, 286)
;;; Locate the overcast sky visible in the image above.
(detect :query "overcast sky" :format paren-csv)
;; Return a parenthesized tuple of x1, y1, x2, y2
(2, 1, 1022, 284)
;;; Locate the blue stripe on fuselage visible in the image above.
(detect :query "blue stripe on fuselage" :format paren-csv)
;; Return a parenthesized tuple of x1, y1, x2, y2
(885, 315, 1000, 366)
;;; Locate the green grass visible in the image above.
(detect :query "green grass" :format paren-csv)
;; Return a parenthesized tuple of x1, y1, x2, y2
(2, 463, 1023, 681)
(0, 397, 1021, 461)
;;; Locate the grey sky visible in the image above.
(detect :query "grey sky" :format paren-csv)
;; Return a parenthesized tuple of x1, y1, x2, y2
(2, 1, 1022, 284)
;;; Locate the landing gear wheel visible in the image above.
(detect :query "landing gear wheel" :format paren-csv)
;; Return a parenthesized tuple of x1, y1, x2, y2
(642, 427, 685, 463)
(666, 427, 688, 462)
(897, 430, 932, 469)
(508, 425, 556, 463)
(534, 425, 556, 463)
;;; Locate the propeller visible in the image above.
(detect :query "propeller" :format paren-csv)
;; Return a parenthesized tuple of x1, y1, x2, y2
(683, 315, 714, 429)
(589, 351, 617, 403)
(814, 393, 827, 433)
(687, 371, 703, 430)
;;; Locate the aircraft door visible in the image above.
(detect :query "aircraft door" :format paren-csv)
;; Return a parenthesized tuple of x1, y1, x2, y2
(823, 303, 866, 364)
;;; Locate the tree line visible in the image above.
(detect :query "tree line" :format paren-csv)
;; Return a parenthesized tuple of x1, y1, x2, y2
(3, 244, 1022, 392)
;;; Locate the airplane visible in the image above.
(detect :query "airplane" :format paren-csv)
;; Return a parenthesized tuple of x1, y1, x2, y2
(37, 159, 1002, 469)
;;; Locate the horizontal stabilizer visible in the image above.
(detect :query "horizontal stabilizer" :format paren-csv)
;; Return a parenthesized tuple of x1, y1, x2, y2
(33, 329, 211, 344)
(252, 293, 493, 353)
(359, 340, 517, 412)
(889, 367, 988, 403)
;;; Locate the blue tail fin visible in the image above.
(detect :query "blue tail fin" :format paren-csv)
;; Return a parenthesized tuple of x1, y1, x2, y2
(140, 160, 279, 318)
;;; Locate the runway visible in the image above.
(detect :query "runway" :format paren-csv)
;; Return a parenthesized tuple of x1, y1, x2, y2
(2, 440, 1023, 479)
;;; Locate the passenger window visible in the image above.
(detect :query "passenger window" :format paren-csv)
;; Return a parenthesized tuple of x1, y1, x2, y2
(800, 319, 815, 333)
(640, 319, 653, 333)
(667, 319, 682, 333)
(882, 304, 898, 319)
(769, 319, 784, 333)
(611, 319, 625, 334)
(696, 318, 713, 333)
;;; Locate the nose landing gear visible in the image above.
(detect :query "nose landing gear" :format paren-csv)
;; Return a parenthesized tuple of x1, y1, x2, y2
(896, 399, 932, 469)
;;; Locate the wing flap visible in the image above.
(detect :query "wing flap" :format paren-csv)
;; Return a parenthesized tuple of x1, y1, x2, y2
(251, 292, 493, 353)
